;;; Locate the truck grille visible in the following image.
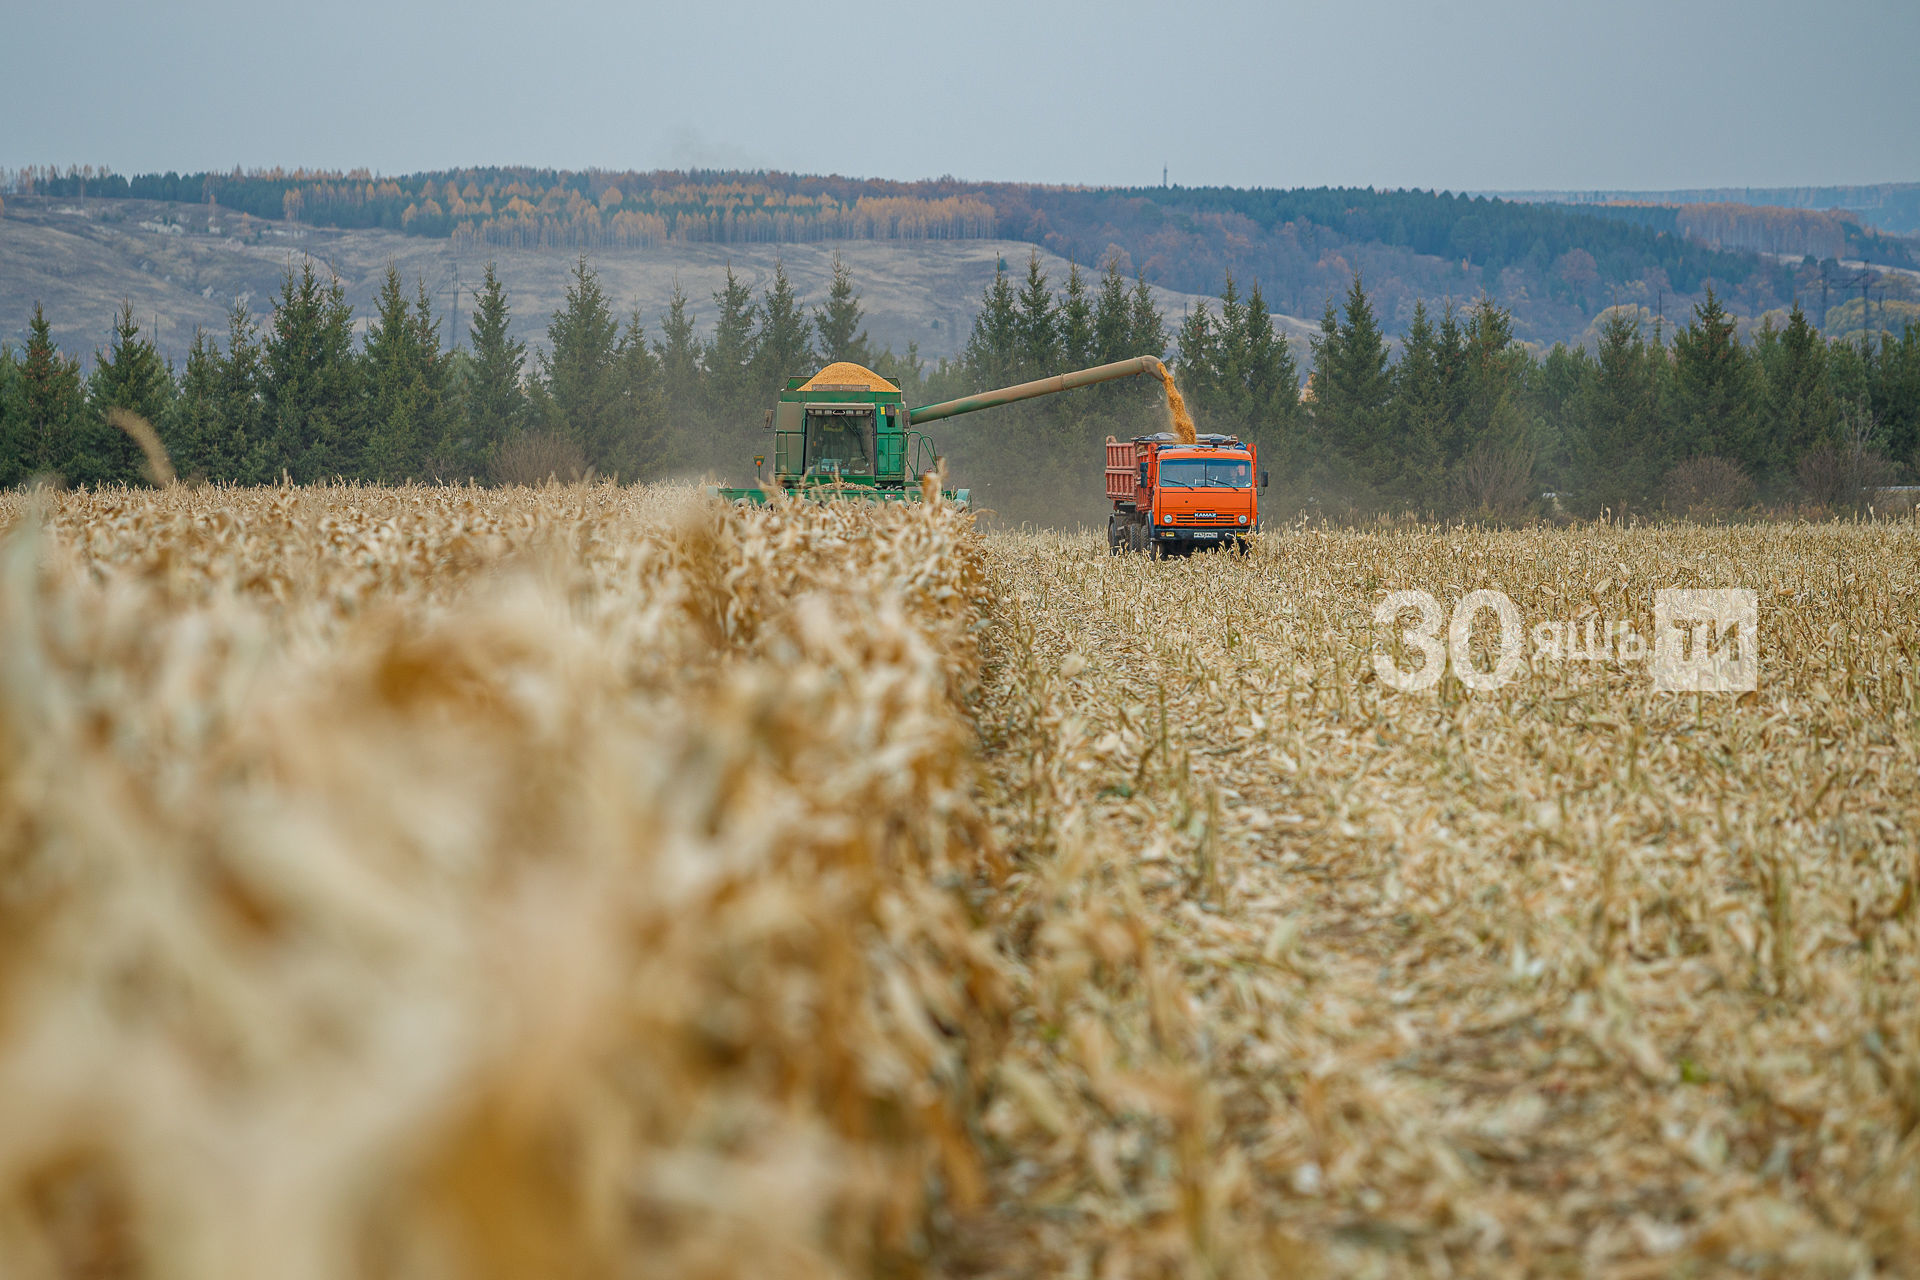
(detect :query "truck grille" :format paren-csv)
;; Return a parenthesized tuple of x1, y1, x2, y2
(1176, 512, 1240, 526)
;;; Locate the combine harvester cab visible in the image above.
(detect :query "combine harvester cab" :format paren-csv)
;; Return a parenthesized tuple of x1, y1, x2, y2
(1105, 433, 1268, 555)
(713, 362, 968, 507)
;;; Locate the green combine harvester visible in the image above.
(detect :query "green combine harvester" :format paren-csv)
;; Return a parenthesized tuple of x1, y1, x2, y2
(712, 356, 1171, 506)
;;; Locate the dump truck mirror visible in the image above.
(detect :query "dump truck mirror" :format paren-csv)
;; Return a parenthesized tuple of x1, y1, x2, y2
(763, 409, 774, 429)
(1260, 470, 1270, 489)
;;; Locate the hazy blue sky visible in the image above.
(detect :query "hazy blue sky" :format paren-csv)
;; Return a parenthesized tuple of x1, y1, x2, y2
(6, 0, 1915, 190)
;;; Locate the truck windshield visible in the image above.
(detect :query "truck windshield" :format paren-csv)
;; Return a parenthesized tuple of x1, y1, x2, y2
(805, 410, 873, 475)
(1159, 458, 1251, 488)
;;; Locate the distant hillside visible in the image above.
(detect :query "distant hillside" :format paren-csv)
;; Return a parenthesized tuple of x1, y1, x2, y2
(1502, 183, 1920, 237)
(0, 196, 1305, 371)
(5, 166, 1828, 350)
(1552, 200, 1919, 273)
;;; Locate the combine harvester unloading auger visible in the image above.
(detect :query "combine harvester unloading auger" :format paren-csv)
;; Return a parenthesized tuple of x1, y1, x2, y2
(714, 355, 1201, 508)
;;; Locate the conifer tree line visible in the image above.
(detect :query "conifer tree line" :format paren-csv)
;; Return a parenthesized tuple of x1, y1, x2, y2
(1285, 276, 1920, 518)
(936, 254, 1920, 524)
(926, 250, 1298, 524)
(4, 247, 1918, 525)
(0, 252, 921, 488)
(0, 246, 1181, 505)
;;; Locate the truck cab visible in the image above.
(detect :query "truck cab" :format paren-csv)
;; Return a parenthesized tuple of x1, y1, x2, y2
(1105, 432, 1266, 554)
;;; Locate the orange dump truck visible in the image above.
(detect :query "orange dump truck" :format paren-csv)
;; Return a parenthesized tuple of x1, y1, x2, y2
(1105, 432, 1267, 555)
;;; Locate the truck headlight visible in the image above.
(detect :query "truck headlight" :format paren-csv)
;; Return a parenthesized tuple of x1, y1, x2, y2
(1238, 514, 1247, 524)
(1163, 513, 1173, 524)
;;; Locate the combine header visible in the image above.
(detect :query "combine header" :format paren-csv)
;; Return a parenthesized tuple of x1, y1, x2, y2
(713, 356, 1176, 507)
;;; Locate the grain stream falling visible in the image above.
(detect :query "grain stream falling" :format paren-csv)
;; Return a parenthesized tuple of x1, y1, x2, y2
(1155, 364, 1198, 443)
(2, 485, 1920, 1278)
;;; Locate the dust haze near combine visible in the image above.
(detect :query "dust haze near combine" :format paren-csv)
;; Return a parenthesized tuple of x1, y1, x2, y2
(4, 0, 1915, 192)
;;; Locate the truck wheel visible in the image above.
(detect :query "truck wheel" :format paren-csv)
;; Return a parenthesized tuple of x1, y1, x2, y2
(1107, 518, 1124, 554)
(1130, 523, 1147, 554)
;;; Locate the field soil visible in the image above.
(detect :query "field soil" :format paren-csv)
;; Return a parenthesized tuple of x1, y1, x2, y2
(0, 196, 1315, 369)
(0, 486, 1915, 1277)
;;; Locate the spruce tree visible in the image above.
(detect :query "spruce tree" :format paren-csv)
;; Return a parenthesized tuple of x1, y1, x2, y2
(1854, 324, 1915, 470)
(263, 260, 360, 481)
(1571, 310, 1663, 515)
(462, 262, 525, 474)
(1459, 299, 1527, 446)
(813, 252, 871, 367)
(1092, 256, 1133, 364)
(167, 329, 224, 482)
(539, 256, 622, 463)
(1384, 301, 1448, 506)
(362, 266, 427, 482)
(1213, 273, 1252, 426)
(1873, 321, 1920, 468)
(1756, 303, 1836, 482)
(0, 342, 25, 488)
(1669, 287, 1759, 469)
(1436, 302, 1469, 437)
(1059, 263, 1095, 370)
(409, 281, 455, 476)
(1825, 333, 1870, 414)
(20, 304, 87, 483)
(1244, 281, 1302, 444)
(655, 283, 703, 424)
(1309, 275, 1392, 484)
(1529, 341, 1589, 495)
(963, 263, 1020, 388)
(1014, 251, 1059, 376)
(610, 312, 669, 481)
(1127, 275, 1169, 362)
(705, 263, 759, 422)
(1452, 298, 1535, 514)
(82, 302, 173, 485)
(752, 259, 815, 388)
(1174, 303, 1219, 415)
(218, 304, 267, 484)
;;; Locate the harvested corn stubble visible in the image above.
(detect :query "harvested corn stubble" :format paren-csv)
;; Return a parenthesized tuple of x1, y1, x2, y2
(965, 519, 1920, 1277)
(3, 484, 1919, 1278)
(0, 483, 1004, 1280)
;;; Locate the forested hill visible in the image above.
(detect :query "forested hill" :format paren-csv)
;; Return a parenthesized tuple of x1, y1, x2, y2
(991, 184, 1782, 334)
(6, 165, 1852, 349)
(1504, 183, 1920, 237)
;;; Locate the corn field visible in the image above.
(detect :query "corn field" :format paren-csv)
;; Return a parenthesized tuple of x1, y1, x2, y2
(0, 484, 1916, 1278)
